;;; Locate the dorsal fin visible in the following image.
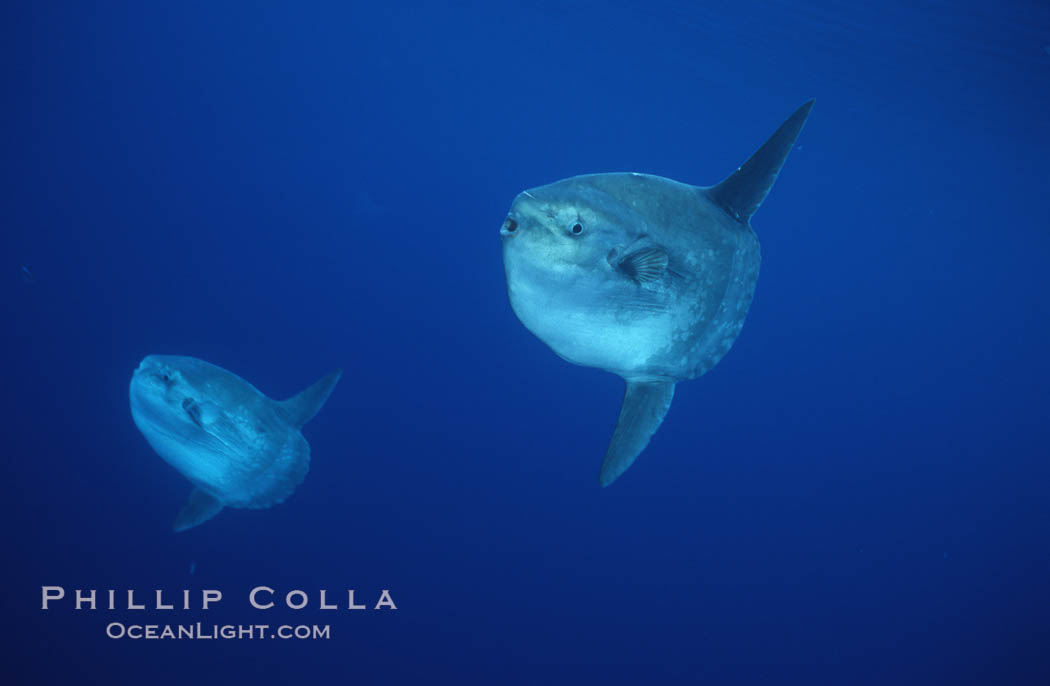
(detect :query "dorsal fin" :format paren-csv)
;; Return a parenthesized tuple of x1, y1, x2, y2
(277, 369, 342, 428)
(708, 99, 814, 223)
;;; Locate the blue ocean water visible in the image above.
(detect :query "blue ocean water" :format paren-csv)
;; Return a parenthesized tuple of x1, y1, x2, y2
(3, 1, 1049, 683)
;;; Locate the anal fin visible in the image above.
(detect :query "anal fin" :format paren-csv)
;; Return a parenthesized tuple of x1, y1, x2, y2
(599, 380, 675, 487)
(173, 488, 224, 532)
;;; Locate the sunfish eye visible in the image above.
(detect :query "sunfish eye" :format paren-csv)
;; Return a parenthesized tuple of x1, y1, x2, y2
(571, 222, 583, 235)
(503, 218, 518, 233)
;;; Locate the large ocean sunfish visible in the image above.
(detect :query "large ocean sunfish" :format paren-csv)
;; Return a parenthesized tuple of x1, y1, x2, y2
(500, 101, 813, 486)
(129, 355, 341, 531)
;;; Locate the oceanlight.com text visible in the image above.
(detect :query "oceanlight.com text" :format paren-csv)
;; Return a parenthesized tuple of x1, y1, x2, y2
(105, 622, 330, 640)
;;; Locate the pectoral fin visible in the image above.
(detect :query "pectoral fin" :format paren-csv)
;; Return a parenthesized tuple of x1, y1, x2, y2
(182, 398, 204, 428)
(599, 380, 675, 487)
(173, 488, 224, 532)
(617, 247, 669, 283)
(182, 397, 226, 430)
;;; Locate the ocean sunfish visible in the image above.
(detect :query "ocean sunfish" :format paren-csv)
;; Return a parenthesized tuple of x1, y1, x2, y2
(129, 355, 341, 531)
(500, 101, 813, 486)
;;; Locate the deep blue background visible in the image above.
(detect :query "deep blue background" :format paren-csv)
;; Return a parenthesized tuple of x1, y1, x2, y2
(3, 1, 1049, 683)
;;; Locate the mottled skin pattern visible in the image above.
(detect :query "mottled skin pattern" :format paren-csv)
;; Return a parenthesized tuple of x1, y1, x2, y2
(130, 355, 310, 509)
(502, 173, 760, 383)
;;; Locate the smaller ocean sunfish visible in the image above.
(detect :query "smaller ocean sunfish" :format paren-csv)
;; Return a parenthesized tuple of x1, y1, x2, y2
(129, 355, 341, 532)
